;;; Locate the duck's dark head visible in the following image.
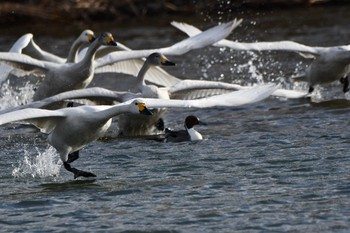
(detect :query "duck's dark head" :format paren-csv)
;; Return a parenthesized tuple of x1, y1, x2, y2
(184, 115, 206, 129)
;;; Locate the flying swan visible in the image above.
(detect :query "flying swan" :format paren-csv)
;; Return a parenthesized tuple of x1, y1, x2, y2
(171, 21, 350, 93)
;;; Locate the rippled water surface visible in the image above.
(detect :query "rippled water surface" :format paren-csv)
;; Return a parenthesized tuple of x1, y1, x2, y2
(0, 5, 350, 232)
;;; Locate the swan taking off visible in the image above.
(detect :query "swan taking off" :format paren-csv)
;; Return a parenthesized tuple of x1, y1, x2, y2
(0, 99, 152, 179)
(171, 20, 350, 93)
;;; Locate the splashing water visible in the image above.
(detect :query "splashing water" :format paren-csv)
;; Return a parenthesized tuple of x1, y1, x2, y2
(0, 79, 35, 110)
(12, 146, 62, 178)
(236, 52, 264, 84)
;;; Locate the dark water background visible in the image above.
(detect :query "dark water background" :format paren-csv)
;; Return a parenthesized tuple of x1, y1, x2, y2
(0, 5, 350, 232)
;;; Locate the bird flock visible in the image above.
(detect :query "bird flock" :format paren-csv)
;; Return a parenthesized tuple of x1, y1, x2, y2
(0, 18, 348, 179)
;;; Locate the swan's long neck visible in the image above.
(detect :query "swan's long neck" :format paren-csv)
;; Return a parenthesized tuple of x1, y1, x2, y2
(98, 103, 131, 121)
(136, 60, 151, 92)
(66, 38, 84, 63)
(78, 39, 100, 66)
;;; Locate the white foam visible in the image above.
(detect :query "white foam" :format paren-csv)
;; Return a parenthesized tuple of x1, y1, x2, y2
(12, 146, 62, 178)
(0, 79, 35, 110)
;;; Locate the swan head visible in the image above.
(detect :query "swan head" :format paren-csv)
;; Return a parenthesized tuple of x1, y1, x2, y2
(80, 29, 96, 43)
(99, 32, 117, 46)
(130, 100, 153, 115)
(147, 52, 175, 66)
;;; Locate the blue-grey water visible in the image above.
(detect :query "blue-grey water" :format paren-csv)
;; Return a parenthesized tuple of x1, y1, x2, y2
(0, 5, 350, 232)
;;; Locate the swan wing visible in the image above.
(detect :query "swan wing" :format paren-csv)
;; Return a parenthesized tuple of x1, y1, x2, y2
(22, 38, 66, 63)
(171, 21, 328, 56)
(9, 33, 33, 53)
(170, 18, 242, 37)
(0, 108, 66, 133)
(167, 79, 308, 99)
(33, 87, 141, 105)
(95, 20, 237, 68)
(169, 79, 243, 93)
(93, 40, 181, 87)
(131, 83, 278, 109)
(167, 79, 243, 99)
(0, 52, 58, 72)
(219, 40, 323, 55)
(0, 87, 141, 114)
(9, 33, 66, 63)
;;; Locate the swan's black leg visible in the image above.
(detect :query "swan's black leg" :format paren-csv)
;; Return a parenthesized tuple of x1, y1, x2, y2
(340, 76, 349, 93)
(67, 150, 79, 163)
(308, 86, 314, 93)
(63, 162, 96, 179)
(67, 102, 74, 107)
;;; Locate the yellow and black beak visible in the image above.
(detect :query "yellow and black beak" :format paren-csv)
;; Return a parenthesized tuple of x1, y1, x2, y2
(88, 34, 96, 42)
(137, 103, 153, 115)
(106, 35, 117, 46)
(160, 54, 175, 66)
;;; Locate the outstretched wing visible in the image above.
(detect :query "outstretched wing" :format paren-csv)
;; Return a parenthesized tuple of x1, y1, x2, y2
(0, 108, 66, 133)
(171, 21, 336, 56)
(132, 84, 278, 109)
(0, 87, 142, 114)
(9, 33, 66, 63)
(9, 33, 33, 53)
(166, 79, 308, 99)
(95, 20, 237, 68)
(0, 52, 58, 72)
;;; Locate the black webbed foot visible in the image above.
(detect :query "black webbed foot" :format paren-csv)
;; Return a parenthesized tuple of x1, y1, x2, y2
(340, 76, 349, 93)
(63, 162, 96, 179)
(67, 151, 79, 163)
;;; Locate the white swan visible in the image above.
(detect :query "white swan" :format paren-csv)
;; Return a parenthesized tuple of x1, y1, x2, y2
(9, 30, 96, 63)
(5, 30, 179, 88)
(0, 30, 95, 84)
(0, 32, 118, 102)
(0, 99, 151, 179)
(171, 21, 350, 93)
